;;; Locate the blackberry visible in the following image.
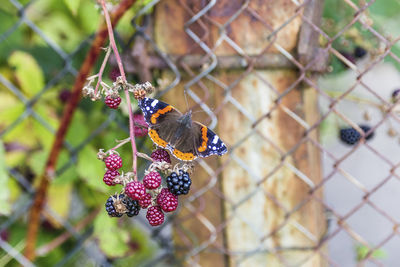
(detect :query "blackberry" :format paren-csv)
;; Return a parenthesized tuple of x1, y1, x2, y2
(105, 95, 121, 109)
(105, 194, 124, 217)
(143, 172, 162, 190)
(166, 170, 192, 195)
(109, 67, 121, 81)
(105, 154, 122, 170)
(146, 206, 164, 226)
(139, 192, 152, 208)
(133, 114, 148, 137)
(123, 197, 141, 217)
(340, 125, 374, 145)
(151, 149, 171, 164)
(125, 181, 146, 200)
(103, 169, 120, 186)
(339, 51, 356, 66)
(157, 188, 178, 212)
(58, 89, 71, 103)
(360, 125, 374, 140)
(354, 46, 367, 59)
(392, 89, 400, 102)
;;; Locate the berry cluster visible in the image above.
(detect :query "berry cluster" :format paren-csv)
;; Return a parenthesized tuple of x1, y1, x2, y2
(339, 124, 374, 145)
(102, 154, 122, 186)
(102, 148, 193, 227)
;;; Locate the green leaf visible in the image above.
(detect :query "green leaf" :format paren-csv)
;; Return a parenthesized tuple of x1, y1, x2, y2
(63, 0, 80, 16)
(46, 182, 73, 228)
(93, 212, 130, 257)
(66, 110, 89, 146)
(356, 245, 387, 261)
(8, 51, 45, 98)
(77, 146, 106, 192)
(0, 141, 11, 215)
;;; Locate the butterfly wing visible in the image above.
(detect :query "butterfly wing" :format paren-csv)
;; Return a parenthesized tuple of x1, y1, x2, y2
(138, 97, 182, 149)
(139, 97, 227, 161)
(192, 122, 228, 158)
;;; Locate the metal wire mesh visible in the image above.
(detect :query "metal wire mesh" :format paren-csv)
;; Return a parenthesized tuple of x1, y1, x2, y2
(1, 0, 400, 266)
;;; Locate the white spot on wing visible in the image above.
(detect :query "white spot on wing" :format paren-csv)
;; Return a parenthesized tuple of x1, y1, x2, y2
(212, 135, 219, 144)
(213, 146, 216, 150)
(146, 107, 150, 110)
(151, 99, 159, 107)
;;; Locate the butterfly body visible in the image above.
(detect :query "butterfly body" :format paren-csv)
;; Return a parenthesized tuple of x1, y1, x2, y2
(139, 97, 227, 161)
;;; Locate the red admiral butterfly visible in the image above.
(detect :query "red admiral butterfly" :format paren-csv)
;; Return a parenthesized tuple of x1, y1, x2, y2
(139, 97, 227, 161)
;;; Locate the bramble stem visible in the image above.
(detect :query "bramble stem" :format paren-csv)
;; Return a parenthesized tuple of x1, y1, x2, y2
(100, 0, 138, 179)
(107, 137, 130, 152)
(94, 46, 111, 96)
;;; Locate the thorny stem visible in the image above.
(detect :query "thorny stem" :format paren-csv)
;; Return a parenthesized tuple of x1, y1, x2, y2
(100, 0, 138, 179)
(24, 0, 137, 261)
(94, 46, 112, 96)
(107, 137, 131, 153)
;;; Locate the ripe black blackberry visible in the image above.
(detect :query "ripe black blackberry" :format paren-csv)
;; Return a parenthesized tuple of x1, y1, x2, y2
(166, 170, 192, 195)
(354, 46, 367, 59)
(105, 194, 124, 217)
(392, 89, 400, 102)
(340, 124, 374, 145)
(123, 197, 141, 217)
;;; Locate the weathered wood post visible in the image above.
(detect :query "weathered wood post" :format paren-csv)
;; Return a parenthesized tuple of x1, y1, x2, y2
(153, 0, 326, 266)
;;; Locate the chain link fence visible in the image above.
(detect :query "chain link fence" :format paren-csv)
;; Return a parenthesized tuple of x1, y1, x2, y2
(1, 0, 400, 266)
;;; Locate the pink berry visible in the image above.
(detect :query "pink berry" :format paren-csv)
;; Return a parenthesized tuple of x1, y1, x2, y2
(125, 181, 146, 200)
(105, 95, 121, 109)
(143, 172, 162, 190)
(146, 206, 164, 226)
(151, 149, 171, 164)
(103, 169, 120, 186)
(109, 67, 121, 81)
(157, 188, 178, 212)
(139, 193, 152, 208)
(105, 154, 122, 170)
(133, 114, 148, 137)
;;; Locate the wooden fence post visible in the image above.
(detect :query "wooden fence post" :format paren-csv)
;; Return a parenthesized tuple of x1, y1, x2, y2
(153, 0, 326, 266)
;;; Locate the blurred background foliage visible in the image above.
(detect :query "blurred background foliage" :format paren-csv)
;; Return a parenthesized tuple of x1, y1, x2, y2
(0, 0, 156, 265)
(0, 0, 399, 265)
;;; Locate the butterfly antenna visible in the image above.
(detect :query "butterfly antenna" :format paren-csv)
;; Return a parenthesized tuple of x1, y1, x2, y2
(183, 89, 189, 111)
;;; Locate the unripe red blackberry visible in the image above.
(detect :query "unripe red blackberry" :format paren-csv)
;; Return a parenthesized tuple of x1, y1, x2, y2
(157, 188, 178, 212)
(109, 67, 121, 81)
(151, 149, 171, 164)
(146, 206, 164, 226)
(105, 95, 121, 109)
(133, 114, 148, 137)
(139, 192, 152, 208)
(103, 169, 120, 186)
(125, 181, 146, 200)
(105, 154, 122, 170)
(143, 172, 162, 190)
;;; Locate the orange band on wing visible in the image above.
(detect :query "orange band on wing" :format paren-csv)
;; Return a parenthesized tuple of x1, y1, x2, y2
(197, 127, 208, 152)
(150, 106, 173, 124)
(173, 148, 195, 161)
(149, 129, 168, 148)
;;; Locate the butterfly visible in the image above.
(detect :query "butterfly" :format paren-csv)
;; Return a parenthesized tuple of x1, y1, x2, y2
(138, 97, 227, 161)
